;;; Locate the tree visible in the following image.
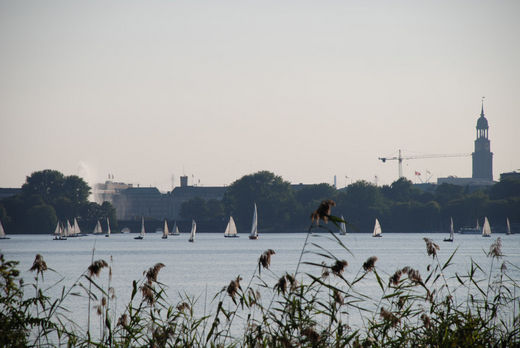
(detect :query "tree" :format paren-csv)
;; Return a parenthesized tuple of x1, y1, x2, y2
(223, 171, 297, 231)
(21, 170, 65, 205)
(62, 175, 91, 204)
(336, 180, 386, 232)
(490, 178, 520, 200)
(25, 204, 57, 234)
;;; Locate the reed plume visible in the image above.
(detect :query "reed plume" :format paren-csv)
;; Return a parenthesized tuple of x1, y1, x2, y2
(29, 254, 47, 276)
(258, 249, 275, 274)
(331, 260, 348, 276)
(488, 237, 503, 258)
(145, 262, 165, 284)
(177, 302, 190, 312)
(310, 199, 336, 224)
(87, 259, 108, 277)
(226, 275, 242, 302)
(362, 256, 378, 272)
(380, 307, 400, 327)
(423, 238, 440, 258)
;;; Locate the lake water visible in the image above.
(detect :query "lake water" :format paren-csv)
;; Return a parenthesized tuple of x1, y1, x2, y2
(1, 231, 519, 337)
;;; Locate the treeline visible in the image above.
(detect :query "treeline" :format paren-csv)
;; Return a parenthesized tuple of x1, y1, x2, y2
(180, 171, 520, 233)
(0, 170, 116, 234)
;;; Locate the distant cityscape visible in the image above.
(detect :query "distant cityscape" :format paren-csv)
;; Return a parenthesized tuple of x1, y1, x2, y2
(0, 102, 518, 223)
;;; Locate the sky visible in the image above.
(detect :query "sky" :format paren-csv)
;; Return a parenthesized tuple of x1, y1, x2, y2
(1, 0, 519, 192)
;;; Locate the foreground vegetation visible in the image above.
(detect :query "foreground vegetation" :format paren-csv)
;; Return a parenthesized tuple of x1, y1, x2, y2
(1, 201, 519, 347)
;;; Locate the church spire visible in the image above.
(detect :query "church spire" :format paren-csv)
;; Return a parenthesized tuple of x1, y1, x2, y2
(481, 96, 485, 117)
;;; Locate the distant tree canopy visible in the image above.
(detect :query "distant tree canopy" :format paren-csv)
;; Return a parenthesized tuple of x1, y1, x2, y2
(0, 170, 116, 234)
(179, 171, 520, 233)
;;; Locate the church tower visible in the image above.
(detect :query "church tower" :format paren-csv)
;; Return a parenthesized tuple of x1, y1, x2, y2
(472, 100, 493, 180)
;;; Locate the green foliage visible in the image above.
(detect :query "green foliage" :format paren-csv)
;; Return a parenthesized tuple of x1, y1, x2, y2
(0, 255, 29, 347)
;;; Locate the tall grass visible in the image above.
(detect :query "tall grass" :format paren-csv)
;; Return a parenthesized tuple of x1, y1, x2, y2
(1, 200, 519, 347)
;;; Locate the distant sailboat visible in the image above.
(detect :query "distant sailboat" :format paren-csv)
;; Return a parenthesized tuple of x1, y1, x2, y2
(444, 217, 454, 242)
(66, 220, 73, 237)
(506, 218, 511, 235)
(105, 217, 111, 237)
(53, 222, 66, 240)
(170, 221, 180, 236)
(73, 218, 82, 236)
(93, 220, 103, 234)
(339, 215, 347, 236)
(134, 217, 145, 240)
(249, 203, 258, 240)
(188, 219, 196, 242)
(224, 216, 239, 238)
(482, 217, 491, 237)
(0, 219, 10, 239)
(162, 219, 169, 239)
(372, 218, 382, 237)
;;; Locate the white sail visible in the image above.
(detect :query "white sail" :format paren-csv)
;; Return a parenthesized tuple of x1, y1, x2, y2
(373, 218, 382, 237)
(172, 222, 180, 235)
(162, 219, 169, 238)
(66, 220, 72, 237)
(189, 219, 196, 242)
(73, 218, 81, 235)
(54, 222, 60, 236)
(506, 218, 511, 235)
(339, 215, 347, 235)
(482, 217, 491, 237)
(140, 217, 145, 237)
(250, 203, 258, 239)
(93, 220, 103, 234)
(106, 217, 111, 236)
(0, 219, 5, 238)
(450, 217, 454, 240)
(224, 216, 238, 237)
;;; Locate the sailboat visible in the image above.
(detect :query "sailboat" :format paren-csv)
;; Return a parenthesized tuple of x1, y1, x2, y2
(53, 222, 66, 240)
(443, 217, 454, 242)
(482, 217, 491, 237)
(66, 220, 74, 237)
(73, 218, 86, 236)
(170, 221, 180, 236)
(188, 219, 196, 242)
(162, 219, 169, 239)
(249, 203, 258, 240)
(105, 217, 111, 237)
(224, 216, 239, 238)
(0, 219, 10, 240)
(339, 215, 347, 235)
(135, 217, 145, 240)
(506, 218, 512, 235)
(372, 218, 382, 237)
(93, 220, 103, 234)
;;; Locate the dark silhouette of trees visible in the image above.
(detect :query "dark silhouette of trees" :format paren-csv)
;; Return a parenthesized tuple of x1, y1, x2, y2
(1, 170, 116, 234)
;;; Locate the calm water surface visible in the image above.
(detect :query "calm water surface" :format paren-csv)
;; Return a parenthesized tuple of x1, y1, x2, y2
(1, 232, 519, 332)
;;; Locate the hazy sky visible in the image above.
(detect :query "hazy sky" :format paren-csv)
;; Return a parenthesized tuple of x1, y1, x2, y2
(1, 0, 519, 192)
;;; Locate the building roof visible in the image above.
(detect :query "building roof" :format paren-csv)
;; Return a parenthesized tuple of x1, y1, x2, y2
(122, 187, 162, 196)
(476, 103, 489, 129)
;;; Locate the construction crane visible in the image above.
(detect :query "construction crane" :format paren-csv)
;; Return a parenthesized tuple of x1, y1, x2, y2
(378, 149, 471, 180)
